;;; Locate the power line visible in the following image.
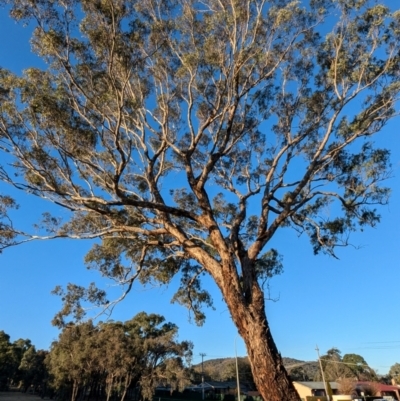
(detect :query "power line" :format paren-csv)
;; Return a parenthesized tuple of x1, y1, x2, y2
(319, 358, 373, 369)
(363, 341, 400, 344)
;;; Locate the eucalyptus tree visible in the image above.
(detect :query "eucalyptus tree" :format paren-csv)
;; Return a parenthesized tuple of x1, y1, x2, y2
(0, 0, 399, 400)
(125, 313, 192, 400)
(46, 313, 191, 401)
(315, 348, 349, 381)
(0, 331, 17, 389)
(0, 331, 33, 389)
(342, 353, 376, 381)
(389, 363, 400, 384)
(315, 348, 374, 381)
(289, 366, 310, 382)
(19, 346, 49, 392)
(46, 321, 98, 401)
(95, 321, 140, 401)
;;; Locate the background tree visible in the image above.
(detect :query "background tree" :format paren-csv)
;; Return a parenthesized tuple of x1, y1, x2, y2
(125, 313, 192, 400)
(200, 357, 256, 388)
(9, 338, 33, 388)
(0, 331, 17, 390)
(226, 358, 255, 389)
(389, 363, 400, 384)
(95, 322, 138, 401)
(46, 321, 98, 401)
(336, 377, 356, 397)
(0, 0, 399, 400)
(0, 331, 34, 390)
(315, 348, 353, 381)
(342, 353, 376, 381)
(191, 357, 257, 388)
(315, 349, 376, 382)
(289, 366, 309, 382)
(46, 313, 192, 401)
(19, 346, 49, 393)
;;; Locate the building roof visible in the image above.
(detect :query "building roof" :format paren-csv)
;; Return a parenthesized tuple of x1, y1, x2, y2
(294, 381, 339, 390)
(356, 381, 400, 392)
(186, 381, 250, 392)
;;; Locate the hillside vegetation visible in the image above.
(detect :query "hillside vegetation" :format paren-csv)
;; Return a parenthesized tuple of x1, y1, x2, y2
(192, 357, 319, 384)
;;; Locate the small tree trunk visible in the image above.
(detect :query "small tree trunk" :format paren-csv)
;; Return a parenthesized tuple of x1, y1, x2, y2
(120, 373, 131, 401)
(71, 381, 79, 401)
(106, 376, 114, 401)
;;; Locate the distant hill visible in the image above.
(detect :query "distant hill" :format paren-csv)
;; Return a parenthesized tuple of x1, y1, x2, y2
(192, 357, 319, 383)
(282, 357, 320, 380)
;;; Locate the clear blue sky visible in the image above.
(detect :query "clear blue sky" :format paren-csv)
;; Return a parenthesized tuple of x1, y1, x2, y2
(0, 1, 399, 375)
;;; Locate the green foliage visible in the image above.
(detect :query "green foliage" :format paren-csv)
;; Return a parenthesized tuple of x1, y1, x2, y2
(0, 330, 47, 392)
(342, 353, 377, 381)
(193, 357, 256, 389)
(0, 0, 398, 324)
(0, 331, 16, 389)
(19, 347, 48, 392)
(315, 348, 376, 382)
(389, 363, 400, 384)
(316, 348, 352, 381)
(289, 366, 310, 381)
(46, 313, 192, 401)
(0, 1, 399, 399)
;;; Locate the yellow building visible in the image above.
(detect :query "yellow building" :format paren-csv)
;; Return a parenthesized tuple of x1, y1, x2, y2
(293, 381, 339, 400)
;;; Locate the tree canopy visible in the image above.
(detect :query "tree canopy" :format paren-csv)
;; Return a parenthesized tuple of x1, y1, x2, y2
(389, 363, 400, 384)
(316, 348, 376, 381)
(46, 313, 192, 401)
(0, 315, 191, 401)
(0, 330, 47, 392)
(0, 0, 399, 400)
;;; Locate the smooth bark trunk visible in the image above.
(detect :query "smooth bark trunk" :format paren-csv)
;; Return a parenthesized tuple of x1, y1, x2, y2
(120, 373, 131, 401)
(106, 376, 114, 401)
(71, 381, 79, 401)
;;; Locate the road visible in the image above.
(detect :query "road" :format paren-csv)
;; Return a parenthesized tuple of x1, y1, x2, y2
(0, 392, 42, 401)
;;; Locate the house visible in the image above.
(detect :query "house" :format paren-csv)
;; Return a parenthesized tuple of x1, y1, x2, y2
(355, 381, 400, 400)
(185, 381, 253, 399)
(293, 381, 339, 400)
(292, 380, 400, 401)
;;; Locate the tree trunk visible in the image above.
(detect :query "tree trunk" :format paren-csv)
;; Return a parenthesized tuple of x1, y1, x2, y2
(241, 314, 299, 401)
(186, 219, 300, 399)
(120, 373, 131, 401)
(106, 376, 114, 401)
(220, 270, 300, 401)
(71, 381, 79, 401)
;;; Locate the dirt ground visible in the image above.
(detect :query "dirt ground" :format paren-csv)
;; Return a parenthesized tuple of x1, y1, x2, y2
(0, 392, 42, 401)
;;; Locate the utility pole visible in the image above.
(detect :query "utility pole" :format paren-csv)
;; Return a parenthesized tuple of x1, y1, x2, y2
(235, 337, 241, 401)
(316, 345, 330, 401)
(200, 353, 206, 401)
